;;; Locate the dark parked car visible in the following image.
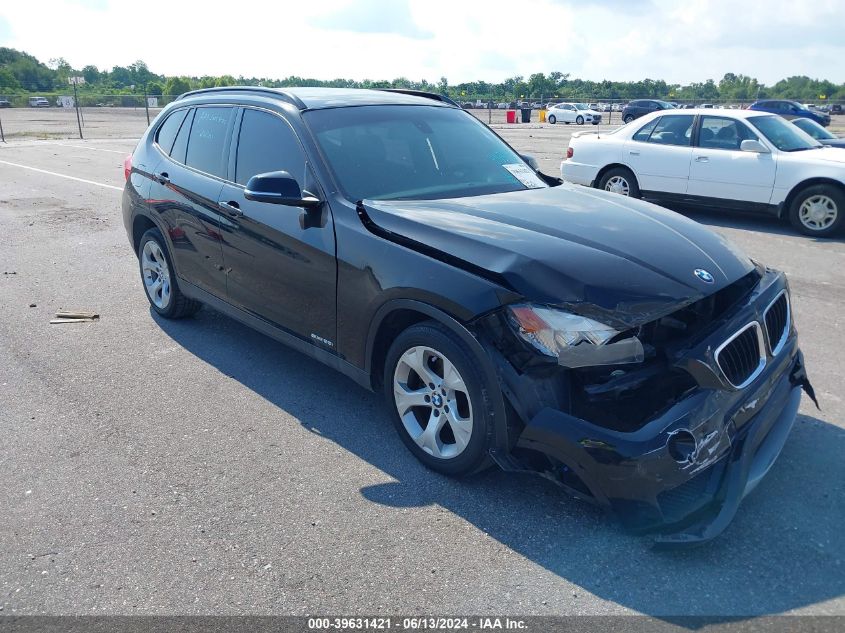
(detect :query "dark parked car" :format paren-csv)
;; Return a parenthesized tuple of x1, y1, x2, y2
(748, 99, 831, 127)
(791, 117, 845, 148)
(621, 99, 675, 123)
(0, 98, 11, 108)
(123, 87, 813, 546)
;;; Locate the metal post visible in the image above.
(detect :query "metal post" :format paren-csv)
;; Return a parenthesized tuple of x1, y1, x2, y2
(72, 79, 83, 139)
(143, 83, 150, 125)
(0, 114, 5, 143)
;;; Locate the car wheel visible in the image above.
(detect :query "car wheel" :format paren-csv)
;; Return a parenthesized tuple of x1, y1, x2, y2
(576, 115, 584, 125)
(789, 185, 845, 237)
(598, 167, 640, 198)
(138, 227, 201, 318)
(548, 114, 556, 124)
(384, 321, 494, 476)
(623, 115, 634, 124)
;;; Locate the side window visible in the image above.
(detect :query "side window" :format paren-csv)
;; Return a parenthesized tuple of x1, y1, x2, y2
(632, 117, 660, 141)
(170, 109, 194, 164)
(155, 109, 188, 155)
(235, 109, 306, 187)
(185, 107, 235, 178)
(645, 115, 694, 146)
(699, 116, 758, 150)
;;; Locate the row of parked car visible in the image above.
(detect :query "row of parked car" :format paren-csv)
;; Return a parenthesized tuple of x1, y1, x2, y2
(561, 106, 845, 236)
(619, 99, 833, 127)
(0, 96, 55, 108)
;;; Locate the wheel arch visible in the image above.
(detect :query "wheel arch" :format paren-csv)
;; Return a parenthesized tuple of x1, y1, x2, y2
(132, 213, 161, 255)
(366, 299, 510, 452)
(594, 162, 637, 189)
(780, 177, 845, 218)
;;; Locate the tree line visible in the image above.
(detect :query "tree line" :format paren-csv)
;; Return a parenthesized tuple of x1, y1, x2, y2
(1, 47, 843, 103)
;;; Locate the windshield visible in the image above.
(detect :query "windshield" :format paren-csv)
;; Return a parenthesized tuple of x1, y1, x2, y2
(792, 117, 836, 141)
(656, 100, 675, 109)
(574, 103, 590, 110)
(747, 115, 822, 152)
(306, 105, 546, 201)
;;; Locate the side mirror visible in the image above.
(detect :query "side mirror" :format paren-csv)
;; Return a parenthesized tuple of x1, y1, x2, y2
(520, 154, 540, 171)
(244, 171, 321, 208)
(740, 139, 771, 154)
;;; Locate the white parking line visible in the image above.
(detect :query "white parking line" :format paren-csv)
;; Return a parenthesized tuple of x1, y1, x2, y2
(55, 144, 128, 154)
(0, 159, 123, 191)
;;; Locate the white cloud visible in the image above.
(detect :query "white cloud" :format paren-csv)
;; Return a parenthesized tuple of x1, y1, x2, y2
(0, 0, 843, 84)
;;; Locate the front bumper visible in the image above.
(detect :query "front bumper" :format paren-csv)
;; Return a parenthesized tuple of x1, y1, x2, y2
(498, 271, 812, 546)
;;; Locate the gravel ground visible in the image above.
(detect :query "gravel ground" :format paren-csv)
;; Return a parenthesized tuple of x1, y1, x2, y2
(0, 118, 843, 619)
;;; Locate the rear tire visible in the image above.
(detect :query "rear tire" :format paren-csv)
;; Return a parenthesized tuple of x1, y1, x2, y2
(383, 321, 495, 476)
(788, 184, 844, 237)
(598, 167, 640, 198)
(548, 114, 556, 124)
(138, 228, 201, 319)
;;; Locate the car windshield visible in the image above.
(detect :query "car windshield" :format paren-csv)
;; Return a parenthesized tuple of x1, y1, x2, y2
(656, 100, 675, 108)
(792, 117, 836, 141)
(748, 115, 823, 151)
(574, 103, 590, 110)
(305, 105, 546, 201)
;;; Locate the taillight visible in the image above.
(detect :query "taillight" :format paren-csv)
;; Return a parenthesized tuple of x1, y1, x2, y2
(124, 154, 132, 181)
(566, 147, 574, 159)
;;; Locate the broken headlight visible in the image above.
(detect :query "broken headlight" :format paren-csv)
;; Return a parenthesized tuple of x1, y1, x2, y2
(506, 304, 644, 368)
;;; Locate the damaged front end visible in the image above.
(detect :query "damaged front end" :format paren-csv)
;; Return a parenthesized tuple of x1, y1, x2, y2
(476, 266, 814, 547)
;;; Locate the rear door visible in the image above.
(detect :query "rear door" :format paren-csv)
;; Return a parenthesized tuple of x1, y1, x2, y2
(146, 106, 235, 298)
(687, 115, 776, 204)
(623, 114, 695, 194)
(217, 107, 337, 345)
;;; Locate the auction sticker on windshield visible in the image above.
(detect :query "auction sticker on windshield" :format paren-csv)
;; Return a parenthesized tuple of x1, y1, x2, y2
(503, 163, 546, 189)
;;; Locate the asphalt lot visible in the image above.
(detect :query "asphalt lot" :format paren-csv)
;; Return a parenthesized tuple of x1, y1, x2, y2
(1, 126, 844, 618)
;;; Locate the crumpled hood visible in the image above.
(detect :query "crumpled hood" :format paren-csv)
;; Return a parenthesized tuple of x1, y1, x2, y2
(361, 183, 755, 327)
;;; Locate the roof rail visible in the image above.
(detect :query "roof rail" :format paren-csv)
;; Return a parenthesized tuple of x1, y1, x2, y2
(375, 89, 460, 108)
(175, 86, 306, 109)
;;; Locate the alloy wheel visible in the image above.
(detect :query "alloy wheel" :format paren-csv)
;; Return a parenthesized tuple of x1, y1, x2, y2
(605, 175, 630, 196)
(392, 346, 473, 460)
(141, 240, 172, 309)
(798, 194, 838, 231)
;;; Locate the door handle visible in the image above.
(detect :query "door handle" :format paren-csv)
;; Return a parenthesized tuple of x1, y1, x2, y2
(629, 150, 640, 156)
(154, 172, 170, 185)
(695, 156, 709, 163)
(219, 200, 243, 217)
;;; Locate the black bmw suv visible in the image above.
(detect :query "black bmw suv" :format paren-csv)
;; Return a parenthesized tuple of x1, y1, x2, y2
(123, 87, 813, 545)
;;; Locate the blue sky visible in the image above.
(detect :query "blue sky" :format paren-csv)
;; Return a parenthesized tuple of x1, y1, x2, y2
(1, 0, 843, 84)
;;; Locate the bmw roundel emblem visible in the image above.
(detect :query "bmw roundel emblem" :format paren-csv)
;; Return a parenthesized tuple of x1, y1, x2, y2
(694, 268, 715, 283)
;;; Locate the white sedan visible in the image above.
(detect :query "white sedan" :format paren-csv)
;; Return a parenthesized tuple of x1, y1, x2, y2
(546, 102, 603, 125)
(561, 108, 845, 236)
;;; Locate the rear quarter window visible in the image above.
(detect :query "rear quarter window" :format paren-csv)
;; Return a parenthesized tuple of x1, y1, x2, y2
(155, 109, 189, 155)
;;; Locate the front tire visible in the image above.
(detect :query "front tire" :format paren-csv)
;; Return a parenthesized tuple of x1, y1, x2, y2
(623, 114, 634, 124)
(384, 322, 494, 476)
(548, 114, 556, 124)
(576, 115, 584, 125)
(138, 227, 201, 318)
(788, 184, 844, 237)
(598, 167, 640, 198)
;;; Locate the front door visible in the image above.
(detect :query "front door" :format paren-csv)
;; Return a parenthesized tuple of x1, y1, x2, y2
(217, 108, 337, 346)
(687, 115, 776, 204)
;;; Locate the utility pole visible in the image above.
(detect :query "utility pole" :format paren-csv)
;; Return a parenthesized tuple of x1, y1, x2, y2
(71, 77, 83, 139)
(143, 83, 150, 125)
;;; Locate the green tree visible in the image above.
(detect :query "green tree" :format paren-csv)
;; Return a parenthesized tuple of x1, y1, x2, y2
(164, 76, 191, 96)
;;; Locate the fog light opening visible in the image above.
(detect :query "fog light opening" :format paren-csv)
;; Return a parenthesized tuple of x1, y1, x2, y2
(667, 429, 698, 464)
